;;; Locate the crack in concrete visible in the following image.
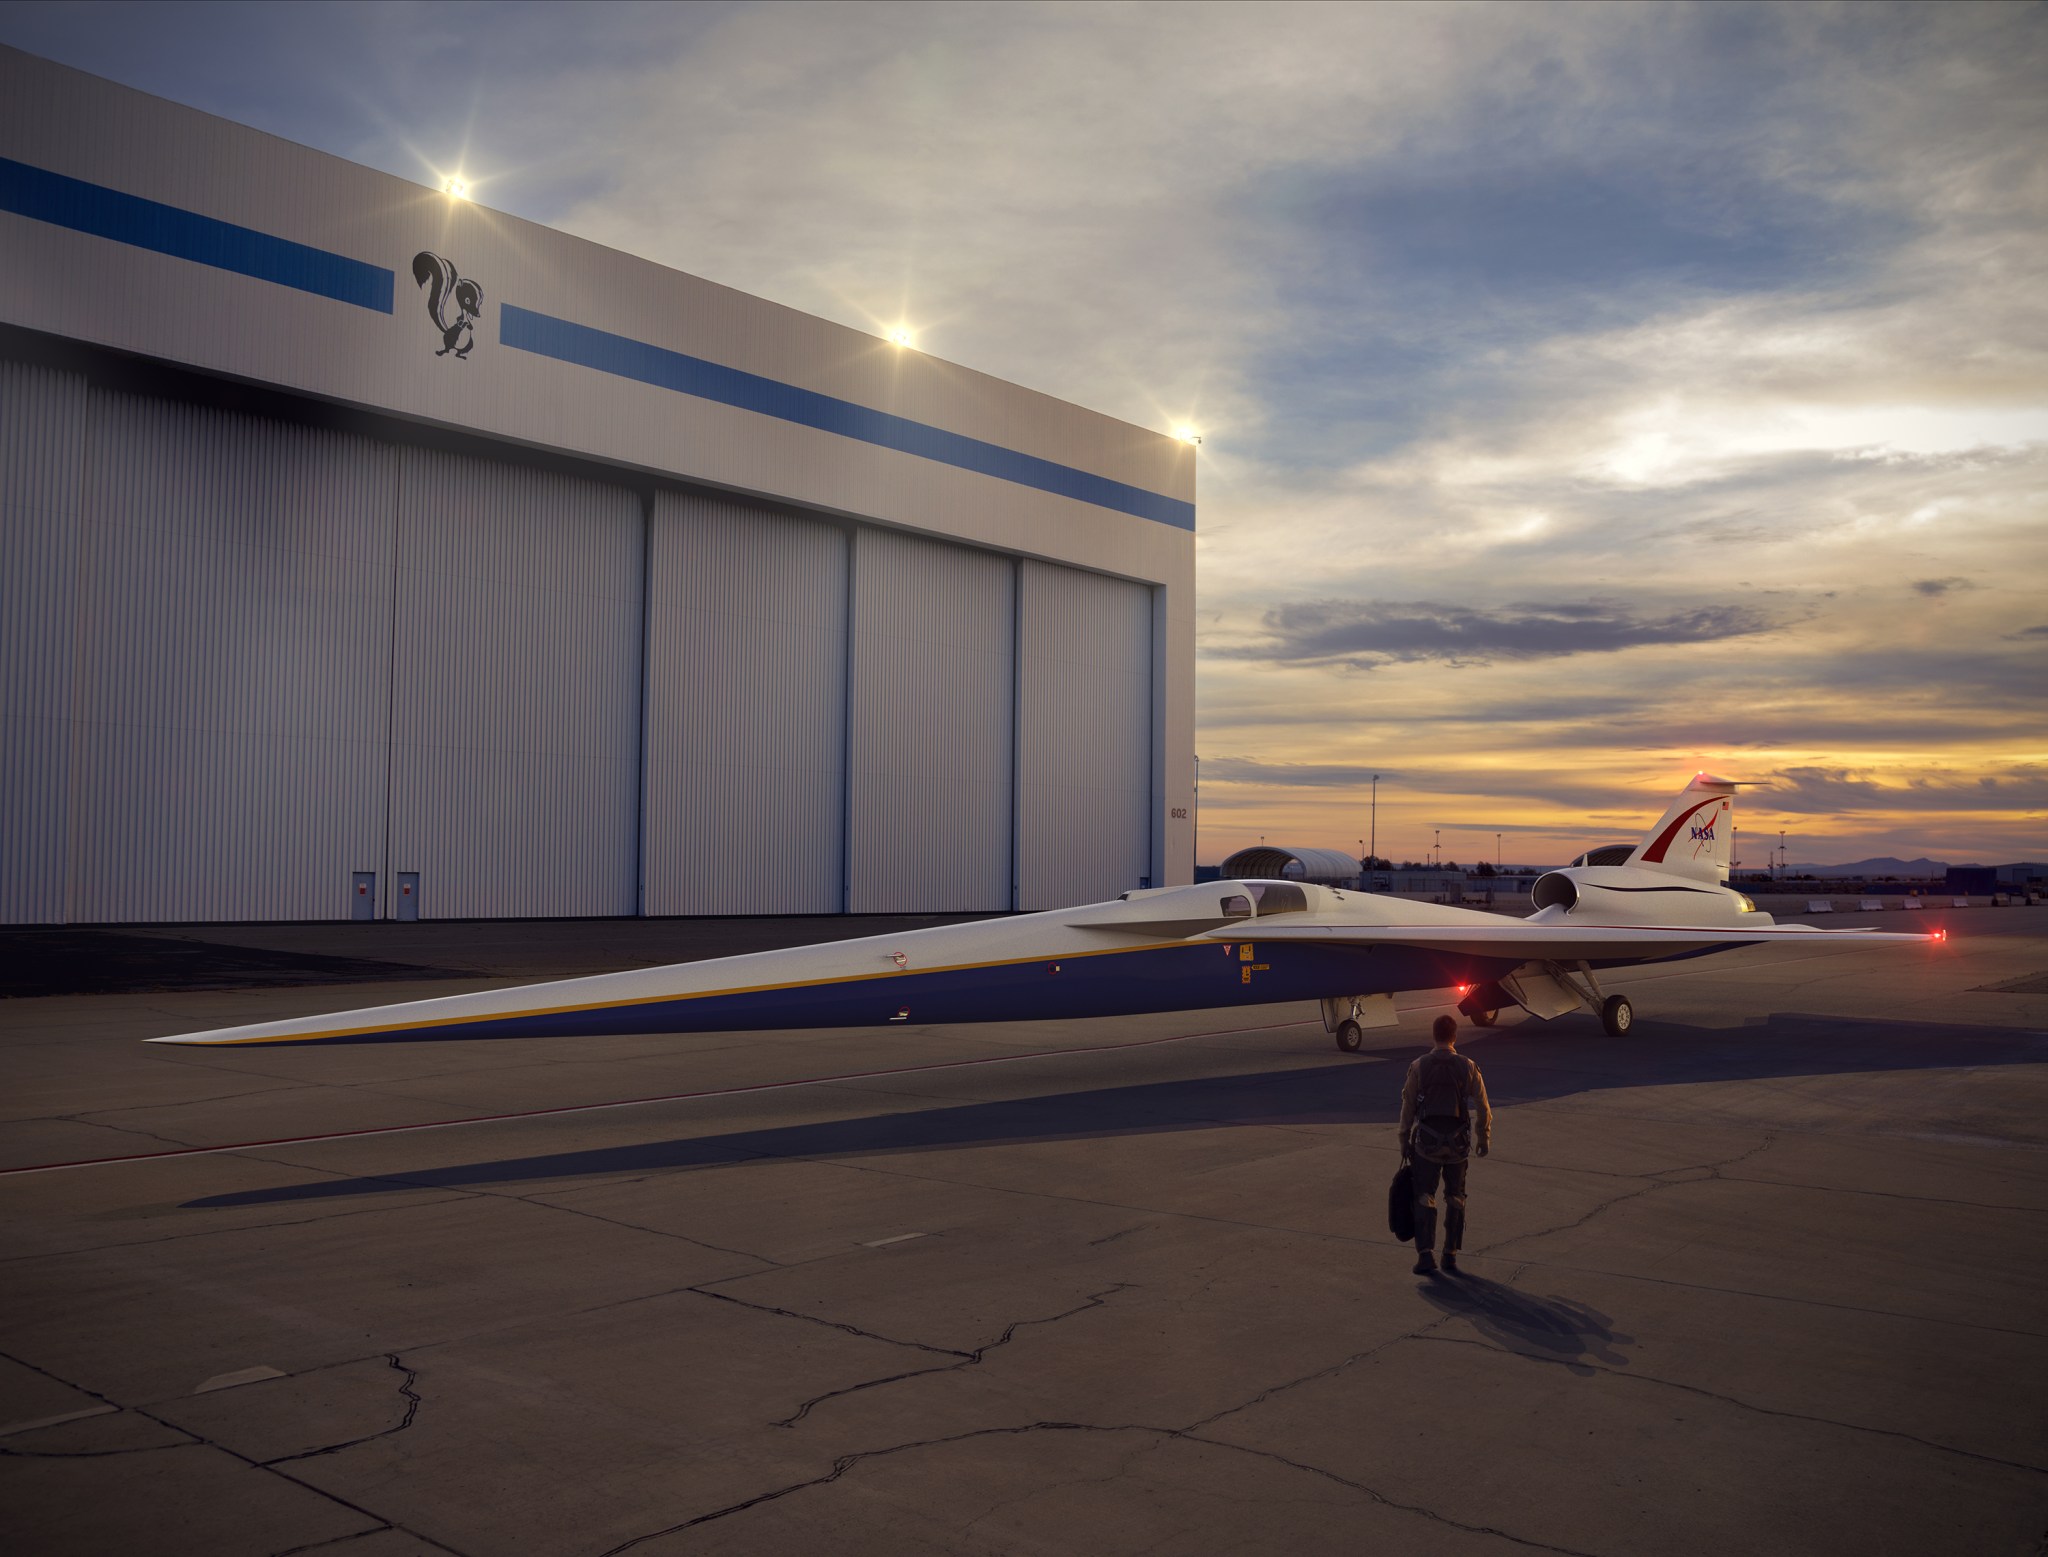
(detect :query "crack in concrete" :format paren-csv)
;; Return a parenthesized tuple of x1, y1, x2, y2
(959, 1434, 1162, 1544)
(772, 1283, 1135, 1429)
(1088, 1223, 1151, 1246)
(1500, 1254, 2048, 1341)
(1417, 1331, 2048, 1476)
(1709, 1172, 2048, 1215)
(64, 1081, 317, 1120)
(495, 1183, 781, 1268)
(1185, 1312, 1460, 1434)
(0, 1346, 466, 1555)
(260, 1354, 422, 1467)
(591, 1420, 1608, 1557)
(689, 1286, 968, 1359)
(268, 1530, 397, 1557)
(0, 1190, 482, 1268)
(0, 1429, 198, 1458)
(1477, 1136, 1778, 1258)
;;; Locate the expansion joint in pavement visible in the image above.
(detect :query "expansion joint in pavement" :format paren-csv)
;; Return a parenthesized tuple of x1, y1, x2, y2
(593, 1419, 1610, 1557)
(1416, 1331, 2048, 1477)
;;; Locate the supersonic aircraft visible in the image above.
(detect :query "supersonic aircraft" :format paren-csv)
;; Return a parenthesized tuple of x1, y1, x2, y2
(150, 775, 1941, 1050)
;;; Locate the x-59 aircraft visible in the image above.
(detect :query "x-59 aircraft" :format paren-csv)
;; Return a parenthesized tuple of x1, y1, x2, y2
(150, 775, 1941, 1051)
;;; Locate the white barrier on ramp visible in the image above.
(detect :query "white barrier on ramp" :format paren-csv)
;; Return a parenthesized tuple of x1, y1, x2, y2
(1954, 897, 1970, 907)
(1859, 897, 1885, 911)
(1808, 899, 1834, 913)
(1903, 899, 1925, 910)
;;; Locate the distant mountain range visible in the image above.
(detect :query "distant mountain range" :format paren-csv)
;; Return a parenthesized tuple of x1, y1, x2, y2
(1780, 858, 1948, 878)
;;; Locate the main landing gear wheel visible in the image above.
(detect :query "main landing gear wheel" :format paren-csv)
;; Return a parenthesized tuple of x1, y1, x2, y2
(1334, 1019, 1363, 1053)
(1601, 994, 1634, 1036)
(1469, 1008, 1499, 1028)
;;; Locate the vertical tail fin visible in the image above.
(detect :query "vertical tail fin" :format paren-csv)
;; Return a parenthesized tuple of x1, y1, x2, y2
(1626, 773, 1737, 881)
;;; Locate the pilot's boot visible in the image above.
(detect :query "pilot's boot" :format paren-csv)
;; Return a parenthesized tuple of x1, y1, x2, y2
(1412, 1249, 1436, 1275)
(1440, 1250, 1460, 1275)
(1412, 1200, 1437, 1275)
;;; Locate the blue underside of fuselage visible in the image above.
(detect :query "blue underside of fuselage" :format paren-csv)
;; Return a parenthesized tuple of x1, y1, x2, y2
(284, 937, 1723, 1044)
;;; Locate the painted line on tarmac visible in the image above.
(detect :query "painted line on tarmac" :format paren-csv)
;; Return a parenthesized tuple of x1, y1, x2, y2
(0, 1018, 1315, 1178)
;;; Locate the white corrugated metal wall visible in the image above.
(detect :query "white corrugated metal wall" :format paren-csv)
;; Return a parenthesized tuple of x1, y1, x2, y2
(1016, 562, 1155, 909)
(2, 365, 1159, 924)
(66, 388, 398, 922)
(847, 528, 1016, 913)
(386, 448, 642, 919)
(643, 491, 846, 915)
(0, 360, 88, 923)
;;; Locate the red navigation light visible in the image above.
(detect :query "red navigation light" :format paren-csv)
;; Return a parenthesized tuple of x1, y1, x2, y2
(1455, 983, 1471, 995)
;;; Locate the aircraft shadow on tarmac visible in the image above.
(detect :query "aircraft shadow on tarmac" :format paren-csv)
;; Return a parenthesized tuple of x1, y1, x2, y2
(185, 1012, 2043, 1211)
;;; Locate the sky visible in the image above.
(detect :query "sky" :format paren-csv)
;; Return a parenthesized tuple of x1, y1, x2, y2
(3, 0, 2043, 868)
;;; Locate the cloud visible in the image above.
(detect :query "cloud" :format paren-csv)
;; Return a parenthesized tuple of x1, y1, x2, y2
(4, 1, 2044, 865)
(1756, 765, 2048, 816)
(1199, 758, 1399, 790)
(1222, 599, 1775, 668)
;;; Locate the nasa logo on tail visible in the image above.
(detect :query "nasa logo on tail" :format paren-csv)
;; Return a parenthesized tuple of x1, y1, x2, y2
(411, 252, 484, 359)
(1688, 797, 1731, 857)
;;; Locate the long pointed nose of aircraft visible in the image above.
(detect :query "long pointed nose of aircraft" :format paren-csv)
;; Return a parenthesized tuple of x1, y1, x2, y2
(143, 961, 722, 1046)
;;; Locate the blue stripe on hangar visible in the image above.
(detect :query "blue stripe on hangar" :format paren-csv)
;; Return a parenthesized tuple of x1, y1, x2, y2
(500, 305, 1197, 531)
(0, 158, 1192, 529)
(0, 157, 395, 312)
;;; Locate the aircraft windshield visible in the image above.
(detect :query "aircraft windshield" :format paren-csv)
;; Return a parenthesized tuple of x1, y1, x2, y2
(1247, 883, 1309, 915)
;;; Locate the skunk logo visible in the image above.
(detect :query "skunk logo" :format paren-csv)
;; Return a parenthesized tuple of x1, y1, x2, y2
(411, 252, 484, 359)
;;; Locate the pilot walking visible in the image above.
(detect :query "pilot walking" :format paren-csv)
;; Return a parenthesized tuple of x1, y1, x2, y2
(1400, 1014, 1493, 1275)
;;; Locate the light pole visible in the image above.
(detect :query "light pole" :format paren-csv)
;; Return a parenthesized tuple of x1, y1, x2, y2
(1434, 827, 1441, 868)
(1191, 754, 1200, 880)
(1369, 774, 1379, 872)
(1497, 832, 1502, 869)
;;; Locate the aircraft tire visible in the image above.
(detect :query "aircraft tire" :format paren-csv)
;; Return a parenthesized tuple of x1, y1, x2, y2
(1601, 994, 1634, 1036)
(1470, 1008, 1499, 1028)
(1334, 1019, 1363, 1053)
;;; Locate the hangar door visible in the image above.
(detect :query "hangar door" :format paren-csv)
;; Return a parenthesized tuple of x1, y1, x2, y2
(642, 491, 847, 915)
(1016, 563, 1154, 909)
(5, 371, 398, 924)
(385, 448, 642, 919)
(847, 529, 1014, 913)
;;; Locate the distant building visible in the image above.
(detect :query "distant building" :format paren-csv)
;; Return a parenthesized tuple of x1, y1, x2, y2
(1947, 864, 2047, 893)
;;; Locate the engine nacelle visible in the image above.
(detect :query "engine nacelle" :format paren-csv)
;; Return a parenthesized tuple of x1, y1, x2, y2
(1529, 866, 1766, 928)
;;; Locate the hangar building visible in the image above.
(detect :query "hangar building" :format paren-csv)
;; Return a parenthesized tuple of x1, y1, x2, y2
(0, 48, 1195, 926)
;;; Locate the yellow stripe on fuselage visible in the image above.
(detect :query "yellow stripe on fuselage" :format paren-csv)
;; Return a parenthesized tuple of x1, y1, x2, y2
(189, 937, 1200, 1044)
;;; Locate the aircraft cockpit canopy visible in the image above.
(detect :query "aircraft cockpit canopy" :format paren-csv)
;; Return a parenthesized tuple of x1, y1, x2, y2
(1568, 844, 1636, 868)
(1245, 882, 1311, 915)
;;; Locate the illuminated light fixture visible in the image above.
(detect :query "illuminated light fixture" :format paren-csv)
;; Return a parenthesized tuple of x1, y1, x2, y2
(887, 326, 916, 348)
(1172, 426, 1202, 445)
(441, 175, 471, 200)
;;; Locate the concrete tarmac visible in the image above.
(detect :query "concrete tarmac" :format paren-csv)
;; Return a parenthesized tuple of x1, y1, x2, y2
(2, 908, 2045, 1556)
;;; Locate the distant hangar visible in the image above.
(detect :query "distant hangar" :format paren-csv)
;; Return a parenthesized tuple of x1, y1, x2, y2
(0, 47, 1195, 925)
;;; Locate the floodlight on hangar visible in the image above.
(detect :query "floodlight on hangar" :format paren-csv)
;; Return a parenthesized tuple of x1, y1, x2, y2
(441, 175, 472, 200)
(887, 326, 916, 348)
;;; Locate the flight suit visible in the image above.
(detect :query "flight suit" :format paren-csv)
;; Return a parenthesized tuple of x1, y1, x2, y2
(1399, 1044, 1493, 1258)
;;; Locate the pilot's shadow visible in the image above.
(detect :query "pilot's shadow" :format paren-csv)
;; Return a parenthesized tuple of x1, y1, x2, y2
(1417, 1275, 1634, 1376)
